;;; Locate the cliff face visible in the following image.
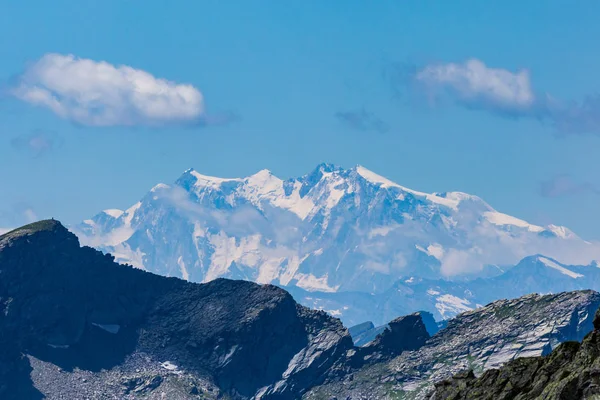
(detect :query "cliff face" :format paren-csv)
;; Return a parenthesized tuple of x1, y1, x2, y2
(0, 221, 354, 399)
(430, 309, 600, 399)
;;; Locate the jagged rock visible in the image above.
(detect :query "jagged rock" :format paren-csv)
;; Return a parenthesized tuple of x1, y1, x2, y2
(304, 291, 600, 399)
(349, 312, 439, 348)
(429, 308, 600, 399)
(361, 314, 429, 359)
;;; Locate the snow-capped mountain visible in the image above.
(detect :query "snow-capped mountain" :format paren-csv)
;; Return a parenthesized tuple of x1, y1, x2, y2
(74, 164, 600, 322)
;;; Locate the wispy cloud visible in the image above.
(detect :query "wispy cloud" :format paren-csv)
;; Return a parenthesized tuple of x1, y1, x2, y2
(540, 174, 600, 198)
(335, 108, 389, 133)
(391, 58, 600, 134)
(10, 53, 205, 127)
(10, 130, 62, 157)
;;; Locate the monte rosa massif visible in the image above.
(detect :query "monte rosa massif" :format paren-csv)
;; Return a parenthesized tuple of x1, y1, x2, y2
(74, 164, 600, 325)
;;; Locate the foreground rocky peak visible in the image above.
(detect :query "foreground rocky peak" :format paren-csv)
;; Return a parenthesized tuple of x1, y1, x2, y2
(0, 220, 355, 399)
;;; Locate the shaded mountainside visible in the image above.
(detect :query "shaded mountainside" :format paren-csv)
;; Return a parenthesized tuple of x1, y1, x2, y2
(430, 309, 600, 399)
(304, 291, 600, 399)
(0, 220, 356, 399)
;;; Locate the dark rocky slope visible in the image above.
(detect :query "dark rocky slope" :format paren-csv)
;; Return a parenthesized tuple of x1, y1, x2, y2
(0, 220, 358, 399)
(430, 308, 600, 399)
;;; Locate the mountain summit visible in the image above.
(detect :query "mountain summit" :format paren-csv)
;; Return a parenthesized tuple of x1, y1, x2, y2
(74, 164, 600, 322)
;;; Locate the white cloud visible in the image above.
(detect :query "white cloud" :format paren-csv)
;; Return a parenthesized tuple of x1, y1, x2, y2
(415, 58, 536, 115)
(11, 53, 204, 126)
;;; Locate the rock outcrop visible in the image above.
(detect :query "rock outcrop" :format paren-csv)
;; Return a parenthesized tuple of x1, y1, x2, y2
(304, 291, 600, 399)
(430, 307, 600, 399)
(361, 314, 430, 359)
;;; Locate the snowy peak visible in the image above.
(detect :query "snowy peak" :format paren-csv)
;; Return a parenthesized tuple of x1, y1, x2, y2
(180, 168, 242, 188)
(353, 165, 460, 209)
(76, 163, 599, 302)
(354, 165, 401, 189)
(102, 209, 124, 219)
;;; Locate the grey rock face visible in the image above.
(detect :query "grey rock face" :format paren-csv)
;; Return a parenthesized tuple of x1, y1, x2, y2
(428, 308, 600, 399)
(304, 291, 600, 399)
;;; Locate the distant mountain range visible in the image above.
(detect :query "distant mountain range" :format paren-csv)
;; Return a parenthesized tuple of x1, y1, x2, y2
(73, 164, 600, 324)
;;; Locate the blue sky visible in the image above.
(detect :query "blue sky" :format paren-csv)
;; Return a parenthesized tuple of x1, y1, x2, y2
(1, 1, 600, 238)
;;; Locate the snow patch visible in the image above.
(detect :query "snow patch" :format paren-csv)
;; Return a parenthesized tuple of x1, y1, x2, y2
(190, 170, 241, 187)
(150, 183, 170, 192)
(538, 256, 583, 279)
(483, 211, 544, 233)
(427, 243, 445, 260)
(240, 170, 315, 220)
(295, 273, 339, 292)
(546, 224, 577, 239)
(103, 209, 124, 218)
(435, 294, 473, 319)
(160, 361, 183, 374)
(91, 323, 120, 334)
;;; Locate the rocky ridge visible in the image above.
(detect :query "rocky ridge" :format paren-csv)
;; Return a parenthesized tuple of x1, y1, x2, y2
(429, 307, 600, 399)
(304, 290, 600, 399)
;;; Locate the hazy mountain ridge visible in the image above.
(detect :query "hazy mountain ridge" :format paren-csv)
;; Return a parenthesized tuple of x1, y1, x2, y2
(288, 254, 600, 325)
